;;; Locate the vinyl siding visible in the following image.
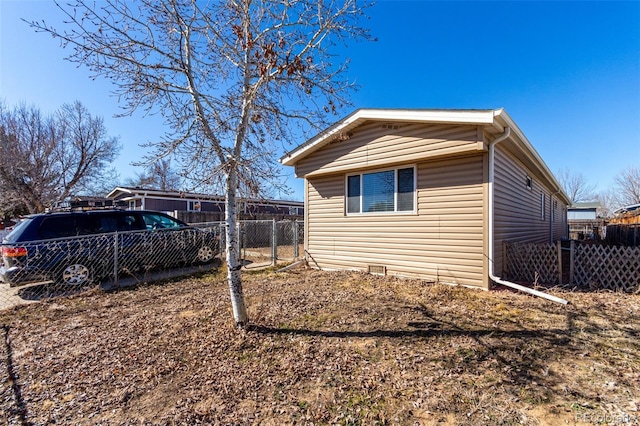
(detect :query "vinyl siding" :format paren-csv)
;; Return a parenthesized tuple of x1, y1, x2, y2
(493, 145, 567, 275)
(144, 198, 187, 211)
(552, 196, 568, 241)
(296, 122, 483, 178)
(306, 155, 487, 288)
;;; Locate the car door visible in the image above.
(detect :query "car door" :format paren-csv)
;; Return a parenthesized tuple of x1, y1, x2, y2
(108, 212, 147, 273)
(139, 212, 188, 268)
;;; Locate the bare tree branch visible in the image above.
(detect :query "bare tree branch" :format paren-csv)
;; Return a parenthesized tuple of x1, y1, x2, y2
(0, 101, 121, 213)
(28, 0, 374, 327)
(613, 165, 640, 207)
(557, 167, 597, 204)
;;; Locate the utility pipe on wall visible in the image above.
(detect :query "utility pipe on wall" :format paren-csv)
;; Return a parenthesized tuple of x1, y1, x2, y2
(488, 127, 569, 305)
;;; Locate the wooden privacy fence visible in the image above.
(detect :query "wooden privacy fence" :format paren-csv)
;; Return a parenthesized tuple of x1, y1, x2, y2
(504, 241, 640, 293)
(605, 224, 639, 246)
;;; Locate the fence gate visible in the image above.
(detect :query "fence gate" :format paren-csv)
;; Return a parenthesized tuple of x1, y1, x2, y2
(235, 219, 304, 268)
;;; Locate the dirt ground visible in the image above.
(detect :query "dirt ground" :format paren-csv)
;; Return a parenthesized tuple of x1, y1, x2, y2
(1, 267, 639, 425)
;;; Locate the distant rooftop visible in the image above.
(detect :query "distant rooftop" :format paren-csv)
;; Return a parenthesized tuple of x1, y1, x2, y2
(613, 203, 640, 215)
(569, 202, 601, 210)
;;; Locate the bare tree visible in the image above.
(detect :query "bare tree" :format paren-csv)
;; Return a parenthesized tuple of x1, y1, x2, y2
(0, 101, 120, 213)
(557, 167, 597, 204)
(126, 159, 182, 191)
(30, 0, 373, 327)
(613, 165, 640, 207)
(593, 190, 615, 219)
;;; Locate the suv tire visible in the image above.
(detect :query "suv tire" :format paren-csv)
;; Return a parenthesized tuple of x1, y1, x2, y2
(196, 245, 215, 264)
(59, 262, 93, 286)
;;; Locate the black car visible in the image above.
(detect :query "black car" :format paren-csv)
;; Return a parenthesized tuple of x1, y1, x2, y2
(0, 210, 218, 287)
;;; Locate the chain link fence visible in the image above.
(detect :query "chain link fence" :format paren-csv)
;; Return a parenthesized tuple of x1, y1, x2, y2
(1, 220, 303, 310)
(237, 220, 304, 268)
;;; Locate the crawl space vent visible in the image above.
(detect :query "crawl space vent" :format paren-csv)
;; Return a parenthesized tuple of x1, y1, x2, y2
(368, 265, 387, 276)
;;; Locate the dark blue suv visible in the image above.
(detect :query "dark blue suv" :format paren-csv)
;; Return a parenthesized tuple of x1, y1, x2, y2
(0, 210, 218, 287)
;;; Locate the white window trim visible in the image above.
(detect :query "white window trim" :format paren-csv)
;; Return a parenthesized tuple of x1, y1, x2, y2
(345, 165, 417, 216)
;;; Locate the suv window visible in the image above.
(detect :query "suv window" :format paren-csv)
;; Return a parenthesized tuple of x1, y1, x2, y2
(141, 213, 184, 230)
(2, 218, 32, 243)
(95, 213, 143, 233)
(39, 216, 94, 239)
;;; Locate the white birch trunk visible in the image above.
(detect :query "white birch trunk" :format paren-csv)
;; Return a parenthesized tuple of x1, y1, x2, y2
(225, 166, 248, 327)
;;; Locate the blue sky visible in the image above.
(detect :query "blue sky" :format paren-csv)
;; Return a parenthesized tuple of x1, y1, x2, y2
(1, 0, 639, 202)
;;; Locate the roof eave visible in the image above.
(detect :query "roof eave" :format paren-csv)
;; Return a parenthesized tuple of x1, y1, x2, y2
(279, 107, 571, 206)
(279, 108, 497, 166)
(106, 187, 134, 199)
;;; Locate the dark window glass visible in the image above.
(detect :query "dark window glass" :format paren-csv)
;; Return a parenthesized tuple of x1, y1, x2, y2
(397, 168, 414, 211)
(347, 175, 361, 213)
(4, 219, 33, 242)
(39, 216, 89, 239)
(119, 214, 143, 231)
(97, 216, 119, 233)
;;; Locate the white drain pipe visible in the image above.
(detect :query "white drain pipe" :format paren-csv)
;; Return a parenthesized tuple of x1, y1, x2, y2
(488, 127, 568, 305)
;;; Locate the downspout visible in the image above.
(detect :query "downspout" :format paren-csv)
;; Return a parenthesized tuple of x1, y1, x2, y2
(488, 127, 568, 305)
(549, 191, 561, 243)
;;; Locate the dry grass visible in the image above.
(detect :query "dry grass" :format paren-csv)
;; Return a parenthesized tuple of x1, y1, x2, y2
(1, 267, 639, 425)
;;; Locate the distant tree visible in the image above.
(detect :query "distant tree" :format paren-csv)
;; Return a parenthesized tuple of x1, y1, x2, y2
(0, 189, 28, 221)
(0, 101, 120, 213)
(31, 0, 373, 327)
(594, 191, 616, 218)
(612, 165, 640, 207)
(557, 167, 597, 204)
(126, 159, 182, 191)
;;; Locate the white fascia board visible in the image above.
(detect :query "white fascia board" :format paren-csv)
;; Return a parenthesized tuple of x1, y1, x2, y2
(106, 187, 133, 199)
(355, 108, 496, 124)
(280, 108, 497, 166)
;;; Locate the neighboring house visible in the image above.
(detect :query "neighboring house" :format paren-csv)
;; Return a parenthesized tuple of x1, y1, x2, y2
(106, 187, 304, 220)
(280, 108, 570, 290)
(611, 203, 640, 223)
(567, 202, 599, 220)
(568, 202, 605, 240)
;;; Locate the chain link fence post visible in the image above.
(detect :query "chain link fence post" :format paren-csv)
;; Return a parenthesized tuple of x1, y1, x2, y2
(271, 218, 277, 266)
(293, 220, 299, 259)
(113, 232, 119, 288)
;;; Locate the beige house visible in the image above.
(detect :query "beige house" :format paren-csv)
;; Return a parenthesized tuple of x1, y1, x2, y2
(280, 108, 570, 290)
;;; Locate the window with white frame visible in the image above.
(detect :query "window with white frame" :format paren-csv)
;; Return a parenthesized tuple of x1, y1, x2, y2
(128, 200, 136, 210)
(346, 166, 416, 214)
(188, 200, 201, 212)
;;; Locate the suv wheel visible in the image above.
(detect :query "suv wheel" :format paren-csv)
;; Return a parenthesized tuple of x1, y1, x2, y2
(60, 263, 93, 286)
(196, 246, 215, 264)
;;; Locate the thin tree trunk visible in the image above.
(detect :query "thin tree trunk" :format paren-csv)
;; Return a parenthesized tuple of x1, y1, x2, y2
(225, 166, 248, 327)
